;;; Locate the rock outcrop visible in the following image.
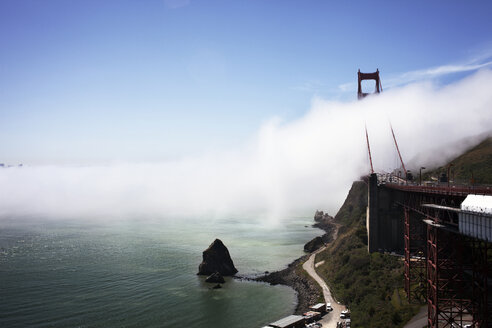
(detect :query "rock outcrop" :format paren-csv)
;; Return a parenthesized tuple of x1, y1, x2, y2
(198, 239, 238, 276)
(303, 236, 325, 253)
(314, 210, 325, 221)
(256, 255, 322, 314)
(205, 272, 225, 283)
(313, 210, 335, 231)
(304, 210, 336, 253)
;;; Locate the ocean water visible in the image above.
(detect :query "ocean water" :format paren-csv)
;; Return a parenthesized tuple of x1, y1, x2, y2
(0, 216, 322, 328)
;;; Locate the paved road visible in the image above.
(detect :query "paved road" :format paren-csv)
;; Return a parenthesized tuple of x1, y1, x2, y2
(403, 306, 427, 328)
(302, 247, 346, 328)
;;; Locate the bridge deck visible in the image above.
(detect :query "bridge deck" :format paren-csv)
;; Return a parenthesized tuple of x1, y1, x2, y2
(383, 183, 492, 197)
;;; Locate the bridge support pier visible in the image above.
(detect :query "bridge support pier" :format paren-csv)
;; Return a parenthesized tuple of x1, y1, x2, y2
(366, 173, 404, 253)
(469, 238, 491, 327)
(426, 220, 474, 328)
(404, 208, 426, 302)
(369, 177, 492, 327)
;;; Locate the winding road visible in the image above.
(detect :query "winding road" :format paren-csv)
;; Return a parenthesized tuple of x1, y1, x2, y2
(302, 247, 346, 328)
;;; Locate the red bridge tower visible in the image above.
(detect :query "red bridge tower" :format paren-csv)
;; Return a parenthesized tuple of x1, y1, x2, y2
(357, 69, 382, 99)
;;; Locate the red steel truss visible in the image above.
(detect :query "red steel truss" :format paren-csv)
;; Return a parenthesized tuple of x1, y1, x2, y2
(469, 238, 491, 327)
(404, 208, 427, 302)
(426, 221, 474, 328)
(393, 184, 491, 327)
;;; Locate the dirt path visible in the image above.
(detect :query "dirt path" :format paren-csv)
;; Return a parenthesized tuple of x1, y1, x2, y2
(302, 247, 345, 328)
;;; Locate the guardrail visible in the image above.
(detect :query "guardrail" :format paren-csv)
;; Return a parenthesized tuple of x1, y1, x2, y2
(383, 183, 492, 196)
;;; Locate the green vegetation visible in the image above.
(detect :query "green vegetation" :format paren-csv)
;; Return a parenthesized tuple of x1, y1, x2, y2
(316, 182, 421, 327)
(425, 136, 492, 184)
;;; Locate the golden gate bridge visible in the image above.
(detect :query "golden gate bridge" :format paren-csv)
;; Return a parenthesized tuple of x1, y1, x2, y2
(359, 69, 492, 328)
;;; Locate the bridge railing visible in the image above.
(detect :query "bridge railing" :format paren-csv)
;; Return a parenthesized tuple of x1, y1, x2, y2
(375, 173, 492, 196)
(384, 182, 492, 196)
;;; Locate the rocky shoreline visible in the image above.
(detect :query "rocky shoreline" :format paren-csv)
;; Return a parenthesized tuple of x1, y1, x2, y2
(255, 254, 321, 314)
(254, 211, 336, 314)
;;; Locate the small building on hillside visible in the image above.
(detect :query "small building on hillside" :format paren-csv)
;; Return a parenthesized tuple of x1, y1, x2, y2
(309, 303, 326, 314)
(269, 315, 306, 328)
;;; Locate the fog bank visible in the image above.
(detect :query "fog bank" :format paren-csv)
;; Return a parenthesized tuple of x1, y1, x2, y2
(1, 70, 492, 222)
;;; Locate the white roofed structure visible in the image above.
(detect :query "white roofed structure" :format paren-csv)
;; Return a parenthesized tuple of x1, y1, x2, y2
(459, 194, 492, 241)
(461, 194, 492, 214)
(309, 303, 326, 312)
(269, 315, 305, 328)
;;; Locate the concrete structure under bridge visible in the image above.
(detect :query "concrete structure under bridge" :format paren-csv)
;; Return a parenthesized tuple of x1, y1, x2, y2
(366, 173, 492, 328)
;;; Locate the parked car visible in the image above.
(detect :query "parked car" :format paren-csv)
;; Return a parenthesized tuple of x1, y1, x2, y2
(340, 310, 350, 319)
(326, 303, 333, 311)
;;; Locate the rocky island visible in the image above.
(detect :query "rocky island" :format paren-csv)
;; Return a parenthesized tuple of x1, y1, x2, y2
(198, 238, 238, 276)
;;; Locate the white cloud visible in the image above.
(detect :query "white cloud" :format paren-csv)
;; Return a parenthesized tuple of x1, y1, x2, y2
(385, 61, 492, 88)
(1, 70, 491, 223)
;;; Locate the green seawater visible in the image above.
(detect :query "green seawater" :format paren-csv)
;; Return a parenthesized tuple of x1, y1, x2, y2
(0, 216, 322, 328)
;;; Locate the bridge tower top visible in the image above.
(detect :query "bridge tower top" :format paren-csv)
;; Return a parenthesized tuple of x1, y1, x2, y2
(358, 69, 382, 99)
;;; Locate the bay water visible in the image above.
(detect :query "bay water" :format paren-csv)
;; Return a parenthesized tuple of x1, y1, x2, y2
(0, 216, 322, 328)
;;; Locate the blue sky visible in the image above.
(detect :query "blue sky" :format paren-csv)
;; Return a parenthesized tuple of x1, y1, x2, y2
(1, 0, 492, 164)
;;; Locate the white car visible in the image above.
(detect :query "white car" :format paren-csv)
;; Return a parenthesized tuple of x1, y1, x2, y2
(340, 310, 350, 319)
(306, 323, 321, 328)
(326, 303, 333, 311)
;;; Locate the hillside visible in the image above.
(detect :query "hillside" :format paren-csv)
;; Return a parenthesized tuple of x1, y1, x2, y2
(425, 136, 492, 184)
(316, 182, 419, 327)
